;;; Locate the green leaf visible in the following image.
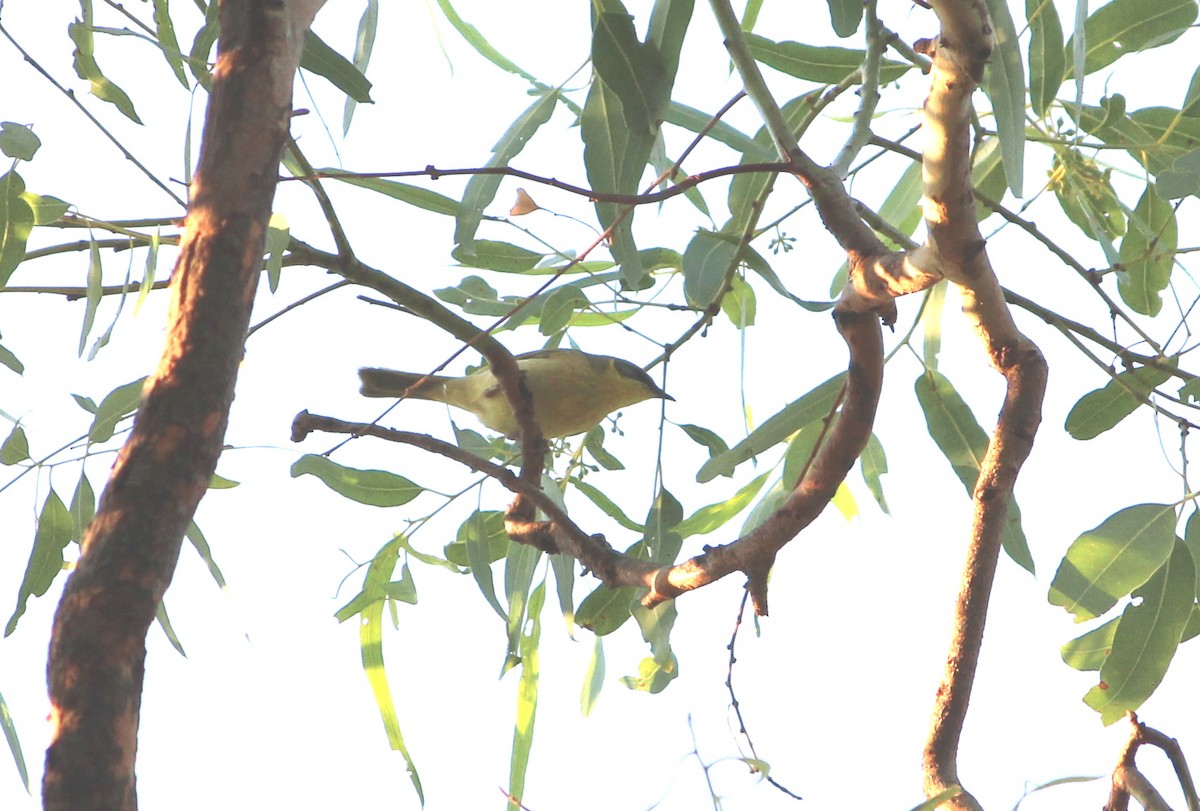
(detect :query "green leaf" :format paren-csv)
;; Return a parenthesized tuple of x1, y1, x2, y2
(1064, 365, 1173, 440)
(1050, 148, 1126, 242)
(720, 274, 756, 327)
(0, 342, 22, 375)
(666, 102, 764, 155)
(19, 193, 70, 226)
(0, 688, 28, 791)
(264, 214, 288, 293)
(682, 229, 738, 309)
(915, 370, 1033, 572)
(577, 582, 638, 636)
(1048, 503, 1177, 622)
(185, 521, 226, 589)
(6, 491, 73, 636)
(451, 240, 543, 274)
(538, 286, 588, 336)
(679, 423, 729, 459)
(1066, 0, 1197, 76)
(151, 0, 188, 87)
(354, 541, 424, 802)
(582, 78, 654, 288)
(68, 22, 143, 124)
(698, 373, 846, 482)
(1084, 540, 1195, 724)
(455, 90, 559, 249)
(187, 3, 219, 89)
(342, 0, 378, 133)
(77, 236, 102, 357)
(1026, 0, 1065, 117)
(452, 510, 507, 619)
(826, 0, 862, 36)
(981, 0, 1026, 197)
(502, 541, 542, 673)
(623, 601, 678, 693)
(744, 34, 911, 84)
(155, 600, 186, 657)
(300, 30, 373, 103)
(580, 635, 606, 716)
(434, 0, 538, 83)
(1117, 182, 1178, 316)
(323, 171, 461, 216)
(87, 376, 147, 443)
(592, 11, 668, 136)
(508, 580, 545, 806)
(971, 138, 1007, 221)
(0, 123, 40, 161)
(582, 426, 625, 471)
(1061, 617, 1119, 671)
(571, 479, 643, 532)
(0, 424, 29, 465)
(643, 486, 683, 564)
(290, 454, 422, 507)
(1185, 509, 1200, 597)
(860, 433, 889, 514)
(0, 171, 35, 290)
(134, 228, 159, 316)
(676, 472, 771, 539)
(69, 471, 95, 543)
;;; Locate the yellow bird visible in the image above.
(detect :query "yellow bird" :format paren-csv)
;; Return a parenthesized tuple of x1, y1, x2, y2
(359, 348, 671, 438)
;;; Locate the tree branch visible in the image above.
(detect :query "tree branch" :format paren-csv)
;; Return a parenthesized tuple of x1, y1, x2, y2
(42, 3, 324, 809)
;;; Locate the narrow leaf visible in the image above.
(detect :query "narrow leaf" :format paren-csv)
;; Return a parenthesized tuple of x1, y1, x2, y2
(981, 0, 1025, 196)
(88, 376, 147, 444)
(745, 34, 911, 84)
(580, 635, 606, 716)
(6, 491, 73, 636)
(0, 688, 29, 791)
(323, 171, 461, 216)
(1027, 0, 1065, 117)
(300, 30, 373, 103)
(0, 171, 35, 290)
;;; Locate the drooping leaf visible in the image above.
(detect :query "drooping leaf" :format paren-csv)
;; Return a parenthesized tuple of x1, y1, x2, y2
(185, 521, 226, 589)
(682, 229, 738, 310)
(68, 20, 143, 123)
(981, 0, 1026, 196)
(720, 273, 757, 327)
(503, 541, 542, 673)
(571, 479, 643, 531)
(1049, 148, 1126, 242)
(0, 424, 29, 465)
(349, 536, 424, 802)
(1117, 182, 1178, 316)
(342, 0, 378, 133)
(150, 0, 188, 87)
(0, 171, 35, 290)
(860, 433, 889, 514)
(77, 235, 102, 357)
(434, 0, 539, 84)
(915, 370, 1032, 572)
(69, 471, 95, 543)
(582, 77, 654, 288)
(1064, 365, 1173, 440)
(1026, 0, 1065, 117)
(580, 635, 606, 716)
(623, 600, 678, 693)
(455, 90, 560, 250)
(290, 454, 422, 507)
(455, 510, 507, 619)
(826, 0, 863, 37)
(592, 11, 668, 136)
(1084, 540, 1194, 724)
(508, 580, 545, 806)
(0, 687, 28, 791)
(6, 491, 73, 636)
(1048, 503, 1177, 622)
(155, 600, 186, 657)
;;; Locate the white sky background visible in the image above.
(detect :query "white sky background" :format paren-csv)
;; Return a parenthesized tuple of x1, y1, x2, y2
(1, 1, 1199, 810)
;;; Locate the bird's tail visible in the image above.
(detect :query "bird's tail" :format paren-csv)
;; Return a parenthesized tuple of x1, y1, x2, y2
(358, 368, 450, 400)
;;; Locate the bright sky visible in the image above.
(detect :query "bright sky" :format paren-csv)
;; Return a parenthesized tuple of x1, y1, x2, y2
(1, 1, 1198, 810)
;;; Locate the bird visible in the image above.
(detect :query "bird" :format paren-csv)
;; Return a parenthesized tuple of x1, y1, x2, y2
(358, 348, 672, 439)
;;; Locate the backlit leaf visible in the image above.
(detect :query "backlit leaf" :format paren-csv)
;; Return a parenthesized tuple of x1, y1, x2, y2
(290, 454, 422, 507)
